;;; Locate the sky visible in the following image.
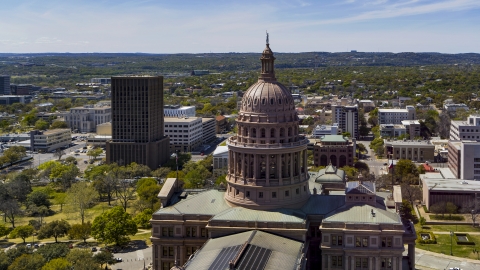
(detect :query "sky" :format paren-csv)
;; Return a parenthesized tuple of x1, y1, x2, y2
(0, 0, 480, 53)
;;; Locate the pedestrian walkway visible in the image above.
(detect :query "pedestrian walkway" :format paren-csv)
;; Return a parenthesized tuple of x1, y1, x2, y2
(414, 248, 480, 270)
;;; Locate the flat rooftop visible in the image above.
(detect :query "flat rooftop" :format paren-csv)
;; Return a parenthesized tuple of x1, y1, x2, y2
(42, 129, 70, 135)
(378, 109, 408, 113)
(164, 117, 201, 123)
(385, 139, 433, 146)
(423, 178, 480, 192)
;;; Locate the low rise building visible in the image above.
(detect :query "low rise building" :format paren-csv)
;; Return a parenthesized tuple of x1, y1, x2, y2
(312, 123, 338, 138)
(384, 139, 435, 162)
(449, 115, 480, 140)
(358, 100, 375, 112)
(164, 117, 203, 153)
(212, 146, 228, 177)
(0, 95, 32, 105)
(421, 176, 480, 210)
(215, 115, 227, 133)
(444, 103, 469, 112)
(64, 105, 111, 133)
(401, 120, 421, 139)
(201, 118, 215, 143)
(96, 122, 112, 136)
(313, 135, 356, 167)
(163, 105, 196, 118)
(30, 129, 71, 152)
(380, 124, 406, 138)
(378, 106, 415, 125)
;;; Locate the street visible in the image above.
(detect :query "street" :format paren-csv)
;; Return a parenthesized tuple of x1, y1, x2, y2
(357, 139, 388, 178)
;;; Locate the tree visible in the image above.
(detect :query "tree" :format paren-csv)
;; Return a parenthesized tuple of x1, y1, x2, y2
(0, 199, 22, 228)
(152, 167, 171, 180)
(54, 193, 67, 212)
(41, 258, 71, 270)
(430, 201, 447, 217)
(34, 119, 49, 130)
(36, 243, 69, 262)
(53, 149, 66, 161)
(0, 223, 9, 238)
(136, 178, 161, 210)
(395, 159, 419, 179)
(401, 183, 422, 206)
(446, 202, 458, 217)
(9, 225, 34, 243)
(91, 167, 118, 206)
(68, 222, 92, 243)
(91, 206, 138, 246)
(354, 161, 370, 174)
(356, 143, 367, 154)
(359, 125, 369, 137)
(8, 253, 45, 270)
(116, 178, 136, 212)
(64, 156, 77, 165)
(66, 182, 97, 224)
(133, 209, 153, 229)
(93, 251, 117, 269)
(50, 121, 68, 129)
(461, 199, 480, 227)
(399, 200, 417, 223)
(26, 190, 51, 210)
(66, 249, 100, 270)
(86, 148, 103, 160)
(38, 220, 71, 243)
(341, 131, 351, 138)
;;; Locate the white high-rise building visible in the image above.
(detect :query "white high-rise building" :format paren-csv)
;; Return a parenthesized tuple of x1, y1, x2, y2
(332, 105, 359, 139)
(378, 106, 415, 125)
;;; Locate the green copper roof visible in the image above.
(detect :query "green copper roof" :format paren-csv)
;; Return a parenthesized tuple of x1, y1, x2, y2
(323, 204, 401, 224)
(154, 190, 231, 216)
(314, 165, 345, 183)
(210, 207, 306, 224)
(319, 135, 347, 142)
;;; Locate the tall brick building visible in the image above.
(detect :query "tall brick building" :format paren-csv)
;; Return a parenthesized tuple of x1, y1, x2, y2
(106, 76, 170, 169)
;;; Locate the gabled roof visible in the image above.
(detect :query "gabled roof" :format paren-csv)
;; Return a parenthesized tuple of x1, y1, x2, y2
(210, 207, 306, 224)
(154, 190, 231, 216)
(183, 230, 304, 270)
(314, 164, 345, 183)
(346, 181, 375, 195)
(323, 203, 401, 224)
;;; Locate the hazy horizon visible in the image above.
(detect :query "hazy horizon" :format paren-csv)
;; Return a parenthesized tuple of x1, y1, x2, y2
(1, 0, 480, 54)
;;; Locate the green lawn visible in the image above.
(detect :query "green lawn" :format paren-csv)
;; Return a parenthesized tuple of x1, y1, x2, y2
(416, 234, 480, 260)
(416, 224, 480, 233)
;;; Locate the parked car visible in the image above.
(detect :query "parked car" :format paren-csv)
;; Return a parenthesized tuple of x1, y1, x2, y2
(26, 244, 31, 248)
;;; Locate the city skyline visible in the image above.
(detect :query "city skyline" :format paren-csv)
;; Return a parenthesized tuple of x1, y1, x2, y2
(1, 0, 480, 53)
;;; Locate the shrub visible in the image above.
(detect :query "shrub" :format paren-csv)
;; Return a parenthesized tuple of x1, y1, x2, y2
(429, 214, 464, 221)
(422, 205, 430, 213)
(455, 233, 476, 245)
(417, 231, 437, 244)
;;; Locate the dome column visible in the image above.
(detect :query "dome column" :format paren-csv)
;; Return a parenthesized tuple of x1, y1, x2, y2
(290, 154, 294, 182)
(266, 154, 270, 186)
(277, 154, 282, 185)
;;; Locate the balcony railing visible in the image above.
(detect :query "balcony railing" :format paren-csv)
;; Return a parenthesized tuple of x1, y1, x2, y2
(227, 136, 309, 149)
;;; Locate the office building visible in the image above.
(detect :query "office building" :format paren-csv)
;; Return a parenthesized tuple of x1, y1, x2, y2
(380, 124, 406, 138)
(30, 129, 71, 152)
(90, 78, 111, 84)
(212, 145, 228, 177)
(150, 40, 416, 270)
(10, 84, 32, 95)
(64, 105, 111, 133)
(164, 117, 203, 153)
(163, 105, 196, 118)
(447, 140, 480, 180)
(401, 120, 421, 139)
(312, 124, 338, 138)
(331, 105, 359, 139)
(444, 103, 469, 112)
(0, 95, 32, 105)
(106, 76, 170, 169)
(384, 139, 435, 162)
(201, 118, 215, 143)
(378, 106, 415, 125)
(0, 75, 10, 95)
(450, 115, 480, 140)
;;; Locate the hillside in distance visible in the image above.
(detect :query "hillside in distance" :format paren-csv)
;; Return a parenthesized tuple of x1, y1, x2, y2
(1, 51, 480, 75)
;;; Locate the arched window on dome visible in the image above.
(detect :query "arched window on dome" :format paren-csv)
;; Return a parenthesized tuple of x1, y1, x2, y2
(251, 128, 256, 138)
(260, 161, 266, 178)
(244, 127, 249, 137)
(288, 127, 292, 137)
(254, 98, 258, 105)
(260, 128, 266, 138)
(278, 99, 282, 104)
(270, 128, 275, 138)
(262, 98, 266, 105)
(270, 98, 274, 105)
(280, 128, 285, 137)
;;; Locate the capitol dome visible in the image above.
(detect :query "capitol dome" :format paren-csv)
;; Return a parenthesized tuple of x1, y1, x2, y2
(225, 35, 310, 210)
